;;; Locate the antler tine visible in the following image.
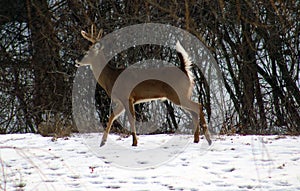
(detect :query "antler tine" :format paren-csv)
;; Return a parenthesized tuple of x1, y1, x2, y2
(81, 24, 103, 44)
(91, 24, 95, 40)
(81, 30, 96, 44)
(92, 24, 103, 41)
(96, 29, 103, 41)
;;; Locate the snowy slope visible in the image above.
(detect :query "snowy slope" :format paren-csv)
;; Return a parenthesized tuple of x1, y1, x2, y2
(0, 133, 299, 191)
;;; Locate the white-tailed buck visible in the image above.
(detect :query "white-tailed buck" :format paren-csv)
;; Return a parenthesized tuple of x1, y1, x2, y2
(76, 25, 212, 147)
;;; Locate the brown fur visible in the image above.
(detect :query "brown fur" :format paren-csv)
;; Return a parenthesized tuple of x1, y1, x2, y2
(77, 28, 211, 146)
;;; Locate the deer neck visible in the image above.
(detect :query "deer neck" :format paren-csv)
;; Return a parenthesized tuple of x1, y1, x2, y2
(91, 61, 123, 97)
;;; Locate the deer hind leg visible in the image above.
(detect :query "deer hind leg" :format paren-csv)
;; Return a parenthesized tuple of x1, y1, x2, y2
(100, 102, 125, 147)
(126, 99, 138, 146)
(198, 104, 212, 145)
(181, 100, 200, 143)
(181, 99, 211, 145)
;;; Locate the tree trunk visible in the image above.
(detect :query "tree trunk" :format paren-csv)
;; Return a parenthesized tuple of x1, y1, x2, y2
(28, 0, 65, 126)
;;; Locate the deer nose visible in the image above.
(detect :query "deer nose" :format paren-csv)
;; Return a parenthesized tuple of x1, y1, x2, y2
(75, 54, 85, 67)
(75, 60, 80, 67)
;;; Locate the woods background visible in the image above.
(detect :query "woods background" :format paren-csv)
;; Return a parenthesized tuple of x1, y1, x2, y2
(0, 0, 299, 135)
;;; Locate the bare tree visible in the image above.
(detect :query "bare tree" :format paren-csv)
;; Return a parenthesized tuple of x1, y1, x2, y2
(1, 0, 299, 135)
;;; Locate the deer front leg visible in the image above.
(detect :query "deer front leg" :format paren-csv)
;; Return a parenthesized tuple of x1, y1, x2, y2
(100, 102, 124, 147)
(127, 99, 138, 146)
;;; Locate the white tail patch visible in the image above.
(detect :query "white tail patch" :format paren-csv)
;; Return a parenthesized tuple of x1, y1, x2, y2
(176, 41, 194, 83)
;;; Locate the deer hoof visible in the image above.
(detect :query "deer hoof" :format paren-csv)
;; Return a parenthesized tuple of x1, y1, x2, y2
(194, 139, 199, 143)
(100, 140, 106, 147)
(207, 139, 212, 146)
(132, 142, 137, 147)
(132, 139, 138, 146)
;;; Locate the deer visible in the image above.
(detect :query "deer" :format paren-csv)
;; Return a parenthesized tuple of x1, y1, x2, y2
(76, 25, 212, 147)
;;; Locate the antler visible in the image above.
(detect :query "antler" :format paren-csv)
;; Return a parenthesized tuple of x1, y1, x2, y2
(81, 24, 103, 44)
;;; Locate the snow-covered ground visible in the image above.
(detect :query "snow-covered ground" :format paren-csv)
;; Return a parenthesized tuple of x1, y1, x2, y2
(0, 133, 299, 191)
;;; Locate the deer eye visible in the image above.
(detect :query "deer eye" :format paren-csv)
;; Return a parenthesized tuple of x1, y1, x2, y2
(95, 42, 101, 49)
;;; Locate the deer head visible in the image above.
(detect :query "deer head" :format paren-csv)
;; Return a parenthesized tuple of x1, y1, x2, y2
(76, 25, 104, 67)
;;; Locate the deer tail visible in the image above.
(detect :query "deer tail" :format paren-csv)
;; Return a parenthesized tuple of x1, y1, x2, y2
(176, 41, 194, 83)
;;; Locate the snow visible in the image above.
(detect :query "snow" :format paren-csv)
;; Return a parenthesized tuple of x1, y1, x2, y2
(0, 133, 299, 191)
